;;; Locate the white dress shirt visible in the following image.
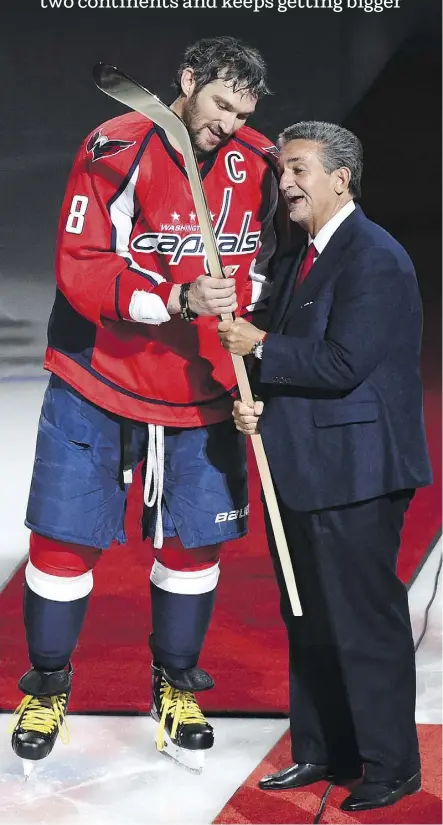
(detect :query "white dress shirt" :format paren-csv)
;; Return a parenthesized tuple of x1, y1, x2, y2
(309, 199, 356, 258)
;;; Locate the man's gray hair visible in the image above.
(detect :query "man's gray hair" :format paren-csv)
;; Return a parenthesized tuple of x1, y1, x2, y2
(279, 121, 363, 199)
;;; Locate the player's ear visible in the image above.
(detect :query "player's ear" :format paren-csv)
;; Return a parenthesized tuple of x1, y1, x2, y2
(180, 68, 196, 98)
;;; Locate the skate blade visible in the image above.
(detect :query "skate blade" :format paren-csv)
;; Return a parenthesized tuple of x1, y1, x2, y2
(156, 731, 206, 774)
(21, 759, 35, 781)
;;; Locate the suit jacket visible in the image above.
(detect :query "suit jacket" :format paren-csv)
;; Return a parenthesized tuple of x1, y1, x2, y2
(256, 205, 432, 512)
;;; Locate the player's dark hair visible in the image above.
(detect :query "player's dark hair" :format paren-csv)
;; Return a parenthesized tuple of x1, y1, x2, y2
(174, 36, 271, 99)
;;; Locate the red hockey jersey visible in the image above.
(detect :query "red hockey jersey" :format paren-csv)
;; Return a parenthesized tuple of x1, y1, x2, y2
(45, 112, 282, 426)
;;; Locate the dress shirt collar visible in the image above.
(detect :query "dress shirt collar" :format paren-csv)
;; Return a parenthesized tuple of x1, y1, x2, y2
(309, 199, 356, 256)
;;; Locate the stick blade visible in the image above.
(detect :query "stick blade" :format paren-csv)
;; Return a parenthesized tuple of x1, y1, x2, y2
(92, 63, 190, 149)
(93, 63, 138, 98)
(93, 62, 115, 92)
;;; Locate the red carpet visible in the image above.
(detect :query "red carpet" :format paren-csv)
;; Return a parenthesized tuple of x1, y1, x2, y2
(214, 725, 442, 825)
(0, 377, 440, 713)
(398, 388, 441, 583)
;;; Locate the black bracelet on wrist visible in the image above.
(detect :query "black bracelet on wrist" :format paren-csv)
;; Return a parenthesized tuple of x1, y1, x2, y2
(179, 282, 198, 323)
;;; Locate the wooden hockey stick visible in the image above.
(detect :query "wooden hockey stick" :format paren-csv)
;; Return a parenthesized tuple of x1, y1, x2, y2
(93, 64, 302, 616)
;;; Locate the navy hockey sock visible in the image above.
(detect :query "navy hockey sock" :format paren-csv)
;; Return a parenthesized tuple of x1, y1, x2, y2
(150, 561, 219, 670)
(24, 578, 91, 672)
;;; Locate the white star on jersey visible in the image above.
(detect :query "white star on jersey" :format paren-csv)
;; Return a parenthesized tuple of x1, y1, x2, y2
(189, 211, 196, 222)
(171, 212, 180, 222)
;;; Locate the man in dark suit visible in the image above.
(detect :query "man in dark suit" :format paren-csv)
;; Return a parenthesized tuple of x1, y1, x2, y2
(218, 121, 432, 812)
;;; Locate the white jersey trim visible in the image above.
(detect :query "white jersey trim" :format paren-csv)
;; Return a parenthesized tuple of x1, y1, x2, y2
(110, 166, 165, 285)
(150, 560, 220, 595)
(129, 291, 171, 325)
(25, 561, 93, 602)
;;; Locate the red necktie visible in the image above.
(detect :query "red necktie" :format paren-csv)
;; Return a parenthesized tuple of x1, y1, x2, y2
(296, 243, 317, 287)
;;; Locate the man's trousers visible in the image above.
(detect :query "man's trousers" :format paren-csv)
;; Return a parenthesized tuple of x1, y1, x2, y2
(265, 490, 419, 782)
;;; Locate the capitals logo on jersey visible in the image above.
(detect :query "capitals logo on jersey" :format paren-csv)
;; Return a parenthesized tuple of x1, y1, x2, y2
(87, 130, 136, 162)
(131, 187, 261, 266)
(262, 144, 279, 157)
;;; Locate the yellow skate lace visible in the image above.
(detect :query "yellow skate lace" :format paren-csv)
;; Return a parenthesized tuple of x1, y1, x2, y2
(156, 680, 207, 751)
(8, 694, 70, 745)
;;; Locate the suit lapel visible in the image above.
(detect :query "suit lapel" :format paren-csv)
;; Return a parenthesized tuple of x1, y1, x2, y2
(278, 206, 362, 328)
(268, 244, 306, 332)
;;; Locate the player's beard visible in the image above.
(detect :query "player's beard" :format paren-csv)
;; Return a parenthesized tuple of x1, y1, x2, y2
(182, 92, 229, 160)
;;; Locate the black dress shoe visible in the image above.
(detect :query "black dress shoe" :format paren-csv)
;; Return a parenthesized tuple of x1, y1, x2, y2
(340, 771, 421, 811)
(259, 763, 329, 790)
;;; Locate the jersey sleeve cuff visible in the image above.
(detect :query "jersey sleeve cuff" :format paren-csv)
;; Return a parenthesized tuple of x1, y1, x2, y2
(101, 274, 174, 322)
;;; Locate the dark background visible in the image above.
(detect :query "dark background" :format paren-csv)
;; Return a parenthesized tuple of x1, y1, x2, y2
(0, 0, 441, 377)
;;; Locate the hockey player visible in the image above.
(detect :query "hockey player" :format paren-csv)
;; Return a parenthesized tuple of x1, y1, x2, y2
(10, 36, 283, 774)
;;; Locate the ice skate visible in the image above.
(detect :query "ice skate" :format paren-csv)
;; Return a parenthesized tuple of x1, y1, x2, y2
(9, 664, 73, 778)
(151, 662, 214, 773)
